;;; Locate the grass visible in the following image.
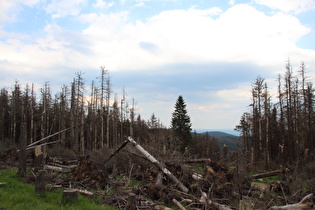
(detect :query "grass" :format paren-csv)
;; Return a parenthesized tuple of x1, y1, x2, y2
(252, 175, 279, 184)
(0, 168, 116, 210)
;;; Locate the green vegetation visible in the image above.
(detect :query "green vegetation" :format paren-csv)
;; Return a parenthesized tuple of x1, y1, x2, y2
(252, 175, 279, 184)
(0, 168, 116, 210)
(200, 131, 240, 151)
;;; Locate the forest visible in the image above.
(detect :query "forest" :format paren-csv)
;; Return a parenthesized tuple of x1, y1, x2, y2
(0, 61, 315, 209)
(0, 67, 219, 159)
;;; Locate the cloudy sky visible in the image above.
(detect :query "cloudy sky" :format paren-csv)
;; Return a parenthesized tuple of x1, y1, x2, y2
(1, 0, 315, 133)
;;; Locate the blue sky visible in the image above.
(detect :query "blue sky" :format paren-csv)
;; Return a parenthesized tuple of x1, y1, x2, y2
(1, 0, 315, 133)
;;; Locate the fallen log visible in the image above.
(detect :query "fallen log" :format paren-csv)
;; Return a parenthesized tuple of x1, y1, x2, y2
(76, 189, 94, 196)
(269, 193, 314, 209)
(172, 199, 186, 210)
(27, 140, 60, 151)
(53, 164, 77, 170)
(27, 124, 80, 149)
(166, 158, 212, 164)
(44, 165, 70, 173)
(251, 169, 288, 180)
(128, 136, 189, 193)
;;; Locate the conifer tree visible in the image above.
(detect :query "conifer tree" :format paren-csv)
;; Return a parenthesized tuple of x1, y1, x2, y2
(171, 95, 192, 153)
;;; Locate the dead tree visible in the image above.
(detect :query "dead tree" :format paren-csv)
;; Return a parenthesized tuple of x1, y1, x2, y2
(18, 122, 27, 176)
(127, 137, 189, 193)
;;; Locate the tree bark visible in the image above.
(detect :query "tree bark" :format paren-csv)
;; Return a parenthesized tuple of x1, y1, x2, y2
(35, 170, 45, 195)
(172, 199, 186, 210)
(18, 123, 27, 176)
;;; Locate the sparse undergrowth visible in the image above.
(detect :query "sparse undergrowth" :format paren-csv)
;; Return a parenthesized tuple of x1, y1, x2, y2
(0, 168, 116, 210)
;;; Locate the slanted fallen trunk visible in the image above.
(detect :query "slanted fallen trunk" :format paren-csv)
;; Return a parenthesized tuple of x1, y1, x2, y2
(103, 139, 129, 165)
(269, 193, 314, 209)
(27, 140, 60, 151)
(27, 125, 80, 150)
(128, 136, 189, 193)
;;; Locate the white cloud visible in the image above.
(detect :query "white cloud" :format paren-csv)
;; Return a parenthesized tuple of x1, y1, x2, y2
(2, 3, 314, 80)
(135, 0, 149, 7)
(216, 86, 251, 102)
(0, 0, 40, 22)
(77, 4, 313, 72)
(228, 0, 236, 6)
(188, 7, 223, 16)
(255, 0, 315, 14)
(45, 0, 88, 18)
(93, 0, 115, 8)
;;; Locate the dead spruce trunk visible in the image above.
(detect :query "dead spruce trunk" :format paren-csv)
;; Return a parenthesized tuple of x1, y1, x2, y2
(127, 136, 189, 193)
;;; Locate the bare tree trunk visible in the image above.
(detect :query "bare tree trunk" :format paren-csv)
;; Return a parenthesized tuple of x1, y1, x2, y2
(128, 137, 189, 193)
(18, 123, 27, 176)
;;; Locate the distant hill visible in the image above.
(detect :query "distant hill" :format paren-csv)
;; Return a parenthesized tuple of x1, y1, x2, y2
(198, 131, 241, 151)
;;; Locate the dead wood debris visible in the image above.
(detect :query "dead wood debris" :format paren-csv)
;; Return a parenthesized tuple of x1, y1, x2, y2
(269, 193, 314, 209)
(4, 136, 315, 210)
(0, 148, 18, 162)
(71, 155, 109, 190)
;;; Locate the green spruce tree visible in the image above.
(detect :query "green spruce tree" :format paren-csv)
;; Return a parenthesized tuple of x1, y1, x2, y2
(171, 95, 192, 153)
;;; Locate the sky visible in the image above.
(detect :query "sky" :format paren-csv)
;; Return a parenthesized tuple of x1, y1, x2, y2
(1, 0, 315, 134)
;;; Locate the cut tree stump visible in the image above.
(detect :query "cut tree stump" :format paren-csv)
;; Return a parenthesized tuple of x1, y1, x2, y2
(62, 189, 78, 204)
(35, 170, 45, 195)
(34, 146, 43, 172)
(0, 182, 7, 187)
(125, 193, 137, 210)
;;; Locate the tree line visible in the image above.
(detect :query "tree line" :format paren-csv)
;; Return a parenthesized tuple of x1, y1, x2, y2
(235, 60, 315, 168)
(0, 68, 220, 160)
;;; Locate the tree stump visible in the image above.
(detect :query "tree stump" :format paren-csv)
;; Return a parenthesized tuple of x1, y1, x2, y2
(35, 170, 45, 195)
(62, 189, 78, 204)
(34, 146, 43, 172)
(125, 193, 137, 210)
